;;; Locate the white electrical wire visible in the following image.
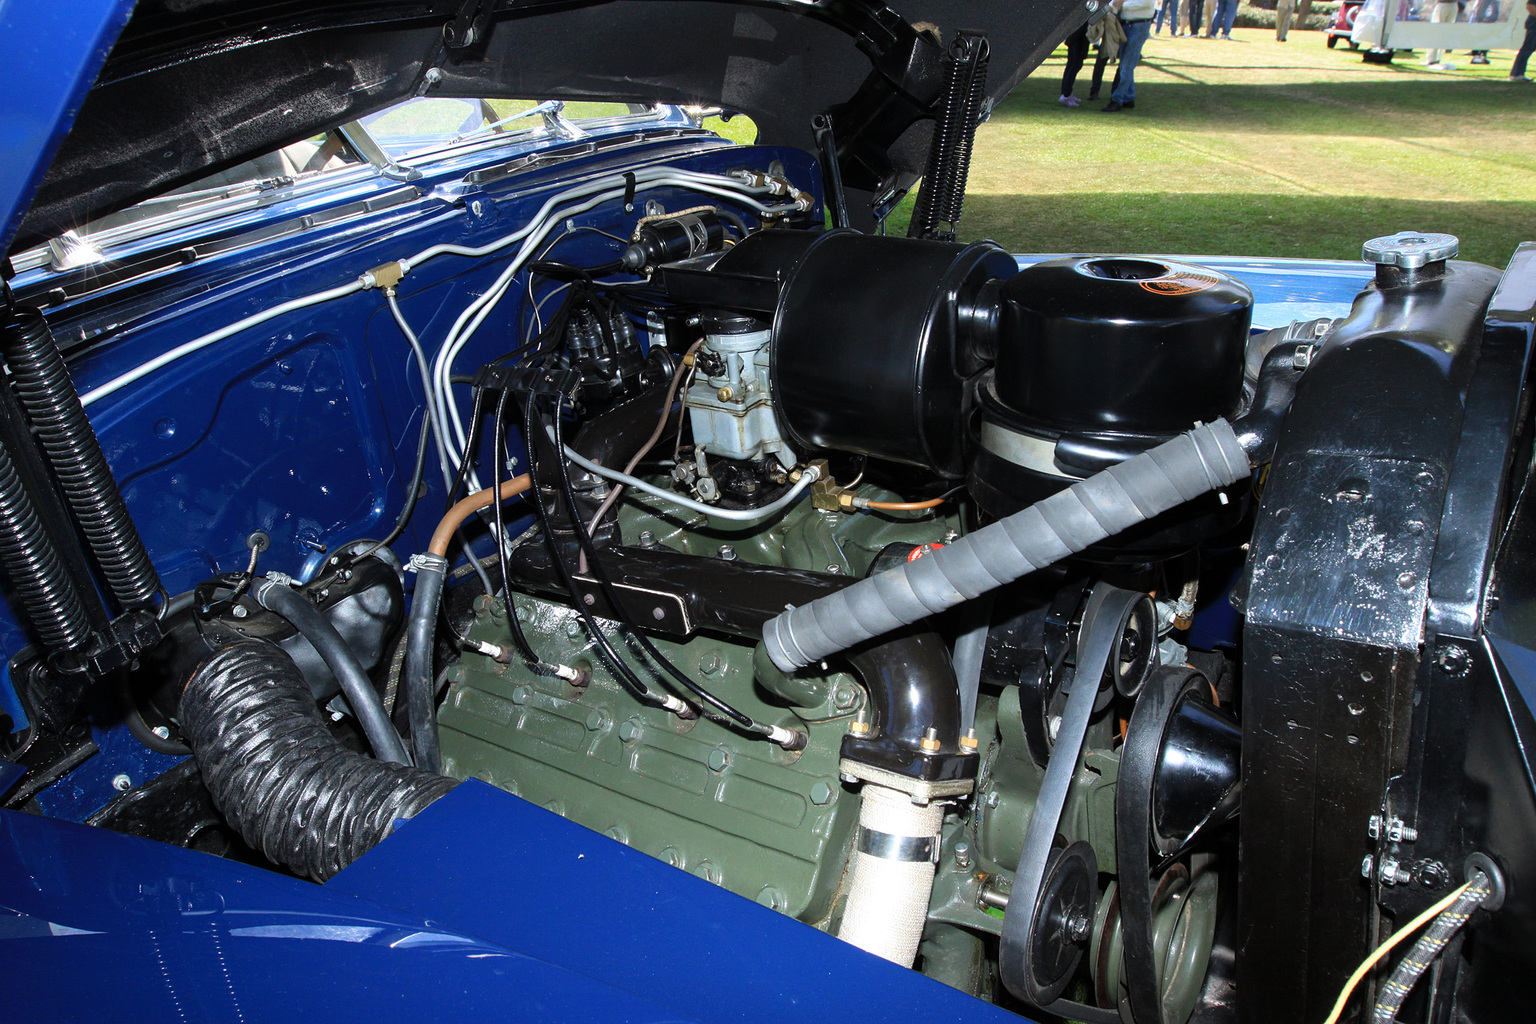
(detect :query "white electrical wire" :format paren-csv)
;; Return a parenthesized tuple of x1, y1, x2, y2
(557, 433, 820, 523)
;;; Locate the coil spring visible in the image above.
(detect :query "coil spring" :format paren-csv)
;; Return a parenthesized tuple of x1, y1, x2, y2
(3, 311, 162, 611)
(0, 436, 91, 650)
(910, 33, 991, 241)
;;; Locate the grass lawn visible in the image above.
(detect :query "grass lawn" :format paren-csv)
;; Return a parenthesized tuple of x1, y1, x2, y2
(917, 27, 1535, 268)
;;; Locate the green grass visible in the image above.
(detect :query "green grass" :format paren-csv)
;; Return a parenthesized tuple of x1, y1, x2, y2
(940, 28, 1536, 267)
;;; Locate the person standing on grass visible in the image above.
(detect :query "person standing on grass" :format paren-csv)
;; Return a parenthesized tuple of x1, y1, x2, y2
(1156, 0, 1183, 34)
(1104, 0, 1154, 111)
(1187, 0, 1204, 36)
(1208, 0, 1239, 38)
(1276, 0, 1297, 39)
(1423, 0, 1461, 66)
(1202, 0, 1220, 35)
(1512, 0, 1536, 80)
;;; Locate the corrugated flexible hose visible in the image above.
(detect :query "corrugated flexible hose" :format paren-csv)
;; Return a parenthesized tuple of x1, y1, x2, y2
(763, 420, 1250, 672)
(0, 434, 92, 651)
(1, 309, 162, 610)
(180, 642, 456, 881)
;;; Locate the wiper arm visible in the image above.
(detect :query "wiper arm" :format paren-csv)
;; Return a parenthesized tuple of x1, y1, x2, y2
(453, 100, 563, 143)
(335, 121, 422, 182)
(452, 100, 586, 144)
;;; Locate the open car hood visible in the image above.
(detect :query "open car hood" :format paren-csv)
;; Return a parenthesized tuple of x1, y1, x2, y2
(7, 0, 1088, 253)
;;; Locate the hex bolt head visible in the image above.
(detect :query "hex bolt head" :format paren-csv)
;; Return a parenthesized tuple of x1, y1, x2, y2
(111, 774, 132, 792)
(717, 544, 737, 561)
(1067, 913, 1093, 943)
(510, 686, 530, 706)
(152, 726, 171, 740)
(1362, 855, 1375, 878)
(810, 781, 833, 805)
(707, 748, 731, 772)
(1368, 814, 1384, 840)
(831, 682, 860, 710)
(565, 619, 584, 639)
(638, 530, 657, 548)
(585, 710, 607, 731)
(230, 604, 249, 619)
(618, 720, 640, 743)
(1436, 645, 1470, 676)
(756, 886, 788, 911)
(698, 653, 723, 675)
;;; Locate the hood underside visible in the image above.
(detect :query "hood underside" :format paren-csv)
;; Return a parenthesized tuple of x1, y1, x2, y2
(14, 0, 1087, 251)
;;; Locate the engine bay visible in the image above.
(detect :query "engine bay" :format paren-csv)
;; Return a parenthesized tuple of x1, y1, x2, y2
(0, 18, 1533, 1018)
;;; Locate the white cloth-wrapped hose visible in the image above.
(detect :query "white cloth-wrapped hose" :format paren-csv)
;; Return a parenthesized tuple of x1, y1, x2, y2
(837, 785, 945, 966)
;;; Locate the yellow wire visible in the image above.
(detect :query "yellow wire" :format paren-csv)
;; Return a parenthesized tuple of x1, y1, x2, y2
(1321, 881, 1473, 1024)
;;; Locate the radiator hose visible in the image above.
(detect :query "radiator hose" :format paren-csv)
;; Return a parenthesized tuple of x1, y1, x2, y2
(180, 642, 456, 881)
(764, 419, 1250, 672)
(1, 309, 162, 611)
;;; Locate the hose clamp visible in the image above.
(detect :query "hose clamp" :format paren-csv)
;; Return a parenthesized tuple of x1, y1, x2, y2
(858, 827, 938, 864)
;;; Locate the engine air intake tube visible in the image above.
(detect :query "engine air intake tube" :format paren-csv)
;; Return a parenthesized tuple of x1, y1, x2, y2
(763, 420, 1250, 671)
(180, 643, 457, 881)
(1, 309, 162, 610)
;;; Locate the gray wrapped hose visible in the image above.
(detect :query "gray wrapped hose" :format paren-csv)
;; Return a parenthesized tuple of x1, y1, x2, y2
(763, 420, 1250, 672)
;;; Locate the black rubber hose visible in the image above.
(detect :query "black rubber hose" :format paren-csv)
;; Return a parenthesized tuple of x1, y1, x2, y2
(1, 309, 162, 610)
(180, 643, 456, 881)
(252, 578, 412, 767)
(0, 433, 92, 651)
(402, 552, 447, 773)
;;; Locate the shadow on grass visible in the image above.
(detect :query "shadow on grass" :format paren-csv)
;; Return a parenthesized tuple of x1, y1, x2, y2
(960, 192, 1534, 267)
(992, 76, 1536, 136)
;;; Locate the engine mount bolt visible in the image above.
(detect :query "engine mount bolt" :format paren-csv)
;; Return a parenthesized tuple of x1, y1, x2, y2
(707, 748, 731, 772)
(618, 720, 640, 743)
(810, 781, 833, 805)
(111, 774, 132, 792)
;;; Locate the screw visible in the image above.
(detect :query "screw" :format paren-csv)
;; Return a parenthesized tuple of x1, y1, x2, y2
(942, 530, 960, 544)
(717, 544, 737, 561)
(230, 604, 248, 619)
(1368, 814, 1384, 840)
(152, 726, 171, 740)
(920, 726, 942, 752)
(511, 686, 530, 705)
(618, 720, 640, 743)
(112, 774, 132, 792)
(810, 781, 833, 805)
(638, 530, 657, 548)
(832, 682, 860, 710)
(986, 790, 1001, 808)
(1293, 344, 1317, 371)
(565, 619, 584, 639)
(1048, 715, 1062, 741)
(826, 564, 843, 575)
(756, 886, 787, 911)
(1362, 855, 1375, 878)
(1378, 857, 1412, 886)
(954, 839, 972, 869)
(1386, 818, 1419, 843)
(470, 200, 483, 217)
(1067, 912, 1093, 943)
(585, 710, 607, 731)
(423, 67, 442, 86)
(698, 653, 723, 675)
(707, 748, 731, 772)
